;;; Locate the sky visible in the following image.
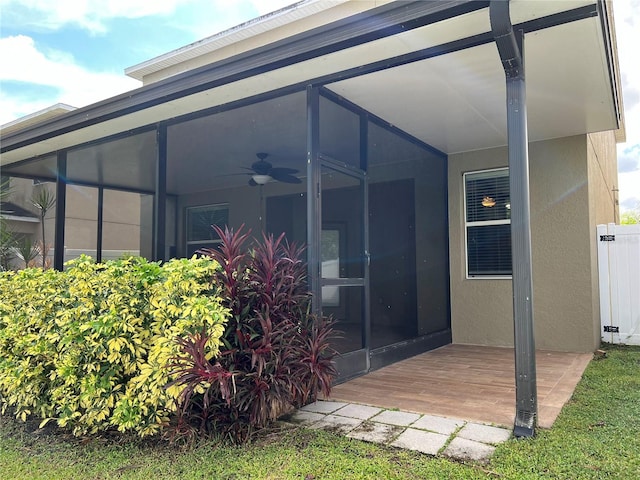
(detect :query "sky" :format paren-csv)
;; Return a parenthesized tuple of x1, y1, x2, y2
(0, 0, 638, 212)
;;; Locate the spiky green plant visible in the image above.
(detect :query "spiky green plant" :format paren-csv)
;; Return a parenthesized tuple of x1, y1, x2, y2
(15, 236, 40, 268)
(31, 187, 56, 269)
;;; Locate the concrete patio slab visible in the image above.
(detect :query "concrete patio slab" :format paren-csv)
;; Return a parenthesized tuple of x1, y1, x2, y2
(334, 403, 383, 420)
(391, 428, 449, 456)
(444, 437, 496, 463)
(287, 410, 325, 426)
(308, 414, 362, 434)
(458, 422, 511, 444)
(372, 410, 421, 426)
(300, 401, 347, 414)
(411, 414, 464, 435)
(347, 421, 404, 444)
(283, 400, 513, 463)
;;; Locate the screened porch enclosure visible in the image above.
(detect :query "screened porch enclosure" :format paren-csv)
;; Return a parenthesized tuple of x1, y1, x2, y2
(168, 87, 450, 379)
(3, 87, 451, 380)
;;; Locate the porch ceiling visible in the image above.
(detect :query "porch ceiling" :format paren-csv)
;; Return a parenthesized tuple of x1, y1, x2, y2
(1, 0, 621, 188)
(327, 14, 618, 154)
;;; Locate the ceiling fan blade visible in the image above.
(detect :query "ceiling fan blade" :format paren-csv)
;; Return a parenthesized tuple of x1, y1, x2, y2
(248, 178, 258, 186)
(270, 167, 299, 176)
(271, 173, 301, 184)
(251, 160, 272, 175)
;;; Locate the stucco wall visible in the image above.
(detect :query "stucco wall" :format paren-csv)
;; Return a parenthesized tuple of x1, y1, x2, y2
(586, 130, 619, 350)
(448, 135, 606, 352)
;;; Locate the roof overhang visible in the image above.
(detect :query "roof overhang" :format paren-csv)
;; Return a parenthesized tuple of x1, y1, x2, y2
(0, 0, 625, 170)
(0, 202, 39, 223)
(1, 103, 76, 136)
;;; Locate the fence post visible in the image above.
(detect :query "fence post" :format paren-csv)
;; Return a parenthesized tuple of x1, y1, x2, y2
(597, 224, 611, 343)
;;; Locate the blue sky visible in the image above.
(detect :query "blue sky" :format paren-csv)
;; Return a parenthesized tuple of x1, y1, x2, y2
(0, 0, 638, 211)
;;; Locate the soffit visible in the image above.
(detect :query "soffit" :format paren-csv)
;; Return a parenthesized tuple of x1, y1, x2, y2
(328, 13, 616, 154)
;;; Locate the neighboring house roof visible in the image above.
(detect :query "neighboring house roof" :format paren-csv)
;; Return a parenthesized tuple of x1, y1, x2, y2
(0, 201, 39, 223)
(1, 103, 76, 136)
(0, 0, 626, 174)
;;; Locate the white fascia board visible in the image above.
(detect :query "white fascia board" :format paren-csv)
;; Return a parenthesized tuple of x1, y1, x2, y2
(1, 215, 40, 223)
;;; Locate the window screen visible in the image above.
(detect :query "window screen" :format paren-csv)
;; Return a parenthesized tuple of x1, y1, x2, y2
(464, 169, 511, 277)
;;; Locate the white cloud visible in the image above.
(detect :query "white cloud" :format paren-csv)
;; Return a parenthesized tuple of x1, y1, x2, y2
(613, 1, 640, 212)
(0, 0, 192, 33)
(0, 35, 140, 124)
(0, 0, 296, 35)
(0, 1, 294, 125)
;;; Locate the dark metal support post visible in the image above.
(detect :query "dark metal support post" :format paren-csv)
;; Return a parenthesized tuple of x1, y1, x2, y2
(360, 114, 371, 363)
(490, 0, 537, 438)
(96, 187, 104, 263)
(153, 123, 167, 262)
(53, 152, 67, 270)
(306, 85, 321, 315)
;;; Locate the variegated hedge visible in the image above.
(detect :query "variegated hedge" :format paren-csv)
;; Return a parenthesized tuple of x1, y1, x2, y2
(0, 255, 228, 436)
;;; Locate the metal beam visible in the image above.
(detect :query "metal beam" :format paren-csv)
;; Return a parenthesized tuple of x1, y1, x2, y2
(490, 0, 537, 438)
(153, 123, 167, 262)
(53, 151, 67, 270)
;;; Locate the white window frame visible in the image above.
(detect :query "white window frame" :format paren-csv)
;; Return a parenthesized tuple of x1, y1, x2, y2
(185, 203, 229, 256)
(463, 167, 512, 279)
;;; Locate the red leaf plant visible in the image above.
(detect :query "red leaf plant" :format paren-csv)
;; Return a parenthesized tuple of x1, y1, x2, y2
(168, 226, 337, 442)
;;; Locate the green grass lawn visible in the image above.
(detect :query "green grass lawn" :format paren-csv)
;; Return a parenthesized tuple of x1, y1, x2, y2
(1, 344, 638, 479)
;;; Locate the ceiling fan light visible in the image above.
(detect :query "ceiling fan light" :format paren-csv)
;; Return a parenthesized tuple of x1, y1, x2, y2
(252, 174, 272, 185)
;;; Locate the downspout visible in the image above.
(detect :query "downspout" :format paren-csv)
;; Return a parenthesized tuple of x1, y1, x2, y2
(489, 0, 537, 438)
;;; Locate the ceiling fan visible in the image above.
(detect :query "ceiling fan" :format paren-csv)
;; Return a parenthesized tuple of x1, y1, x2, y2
(243, 152, 301, 186)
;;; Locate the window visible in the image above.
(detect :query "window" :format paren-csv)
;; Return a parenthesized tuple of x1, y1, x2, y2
(464, 168, 511, 277)
(185, 204, 229, 256)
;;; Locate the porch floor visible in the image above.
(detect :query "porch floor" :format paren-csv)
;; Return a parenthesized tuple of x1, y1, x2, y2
(329, 344, 593, 428)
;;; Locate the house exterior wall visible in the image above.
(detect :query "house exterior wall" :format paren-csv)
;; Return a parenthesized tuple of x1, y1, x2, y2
(4, 180, 144, 265)
(448, 134, 612, 352)
(586, 130, 619, 349)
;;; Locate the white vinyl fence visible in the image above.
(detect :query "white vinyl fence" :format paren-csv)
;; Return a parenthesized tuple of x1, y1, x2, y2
(597, 223, 640, 345)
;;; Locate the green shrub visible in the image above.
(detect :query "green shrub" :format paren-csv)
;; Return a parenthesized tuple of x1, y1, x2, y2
(0, 255, 228, 437)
